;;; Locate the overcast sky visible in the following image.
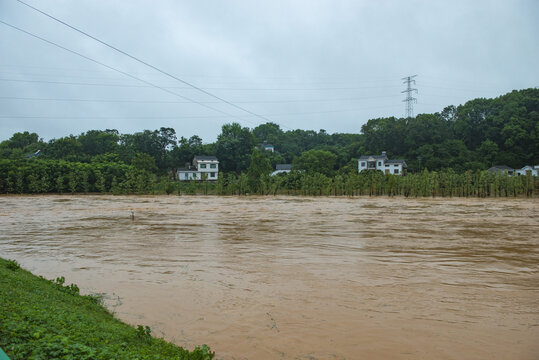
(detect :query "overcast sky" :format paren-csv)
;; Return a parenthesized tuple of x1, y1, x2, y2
(1, 0, 538, 143)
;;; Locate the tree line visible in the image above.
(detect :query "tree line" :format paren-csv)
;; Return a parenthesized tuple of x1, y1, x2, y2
(1, 158, 536, 198)
(0, 159, 156, 195)
(0, 88, 537, 196)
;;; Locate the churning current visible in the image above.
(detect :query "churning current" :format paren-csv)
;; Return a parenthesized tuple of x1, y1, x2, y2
(0, 195, 538, 359)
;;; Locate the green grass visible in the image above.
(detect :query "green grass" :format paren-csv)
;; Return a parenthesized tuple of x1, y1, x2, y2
(0, 257, 214, 360)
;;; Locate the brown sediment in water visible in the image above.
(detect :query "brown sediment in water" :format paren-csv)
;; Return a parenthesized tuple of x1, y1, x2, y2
(0, 195, 538, 359)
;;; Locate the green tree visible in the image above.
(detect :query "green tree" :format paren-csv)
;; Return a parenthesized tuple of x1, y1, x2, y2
(215, 123, 255, 172)
(247, 149, 272, 194)
(78, 130, 119, 157)
(47, 136, 83, 162)
(478, 139, 499, 168)
(293, 149, 337, 176)
(131, 153, 158, 173)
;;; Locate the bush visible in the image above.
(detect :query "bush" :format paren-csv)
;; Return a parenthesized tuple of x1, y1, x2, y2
(5, 259, 20, 271)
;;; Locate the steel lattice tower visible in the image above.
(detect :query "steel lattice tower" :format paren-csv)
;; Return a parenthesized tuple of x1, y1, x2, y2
(402, 75, 418, 118)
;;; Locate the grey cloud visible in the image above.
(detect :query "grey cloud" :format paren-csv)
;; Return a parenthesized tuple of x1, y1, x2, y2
(1, 0, 538, 142)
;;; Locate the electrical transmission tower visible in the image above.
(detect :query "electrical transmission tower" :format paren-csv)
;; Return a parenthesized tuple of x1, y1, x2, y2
(401, 75, 418, 118)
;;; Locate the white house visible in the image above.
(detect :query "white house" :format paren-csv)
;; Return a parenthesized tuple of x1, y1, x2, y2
(271, 164, 292, 176)
(261, 143, 275, 152)
(358, 151, 407, 175)
(515, 165, 538, 177)
(177, 156, 219, 181)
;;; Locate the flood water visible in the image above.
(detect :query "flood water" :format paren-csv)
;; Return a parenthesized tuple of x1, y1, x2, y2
(0, 195, 538, 359)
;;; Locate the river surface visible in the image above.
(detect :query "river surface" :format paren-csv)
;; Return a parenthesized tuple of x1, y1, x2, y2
(0, 195, 538, 359)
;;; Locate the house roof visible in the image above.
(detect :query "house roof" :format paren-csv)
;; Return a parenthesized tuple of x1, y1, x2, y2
(276, 164, 292, 170)
(358, 155, 387, 160)
(488, 165, 513, 171)
(385, 159, 407, 166)
(193, 155, 218, 162)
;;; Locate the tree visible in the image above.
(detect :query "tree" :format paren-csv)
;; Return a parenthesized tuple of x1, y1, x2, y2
(120, 128, 176, 173)
(478, 139, 499, 168)
(78, 130, 119, 156)
(215, 123, 255, 172)
(170, 135, 205, 168)
(252, 122, 284, 146)
(361, 117, 406, 155)
(131, 153, 158, 173)
(46, 136, 83, 161)
(292, 149, 337, 176)
(6, 131, 41, 149)
(247, 149, 272, 193)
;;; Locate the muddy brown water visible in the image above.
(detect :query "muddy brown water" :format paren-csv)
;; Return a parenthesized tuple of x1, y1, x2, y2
(0, 195, 538, 359)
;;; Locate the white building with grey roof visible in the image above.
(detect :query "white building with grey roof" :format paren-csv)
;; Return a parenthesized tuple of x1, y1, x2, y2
(271, 164, 292, 176)
(487, 165, 538, 176)
(358, 151, 407, 175)
(177, 156, 219, 181)
(515, 165, 538, 176)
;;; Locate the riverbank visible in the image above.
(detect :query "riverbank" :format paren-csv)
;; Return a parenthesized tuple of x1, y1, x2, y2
(0, 257, 213, 360)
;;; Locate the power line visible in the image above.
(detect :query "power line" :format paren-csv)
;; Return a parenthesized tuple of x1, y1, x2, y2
(13, 0, 274, 124)
(0, 115, 230, 120)
(0, 104, 403, 120)
(401, 75, 418, 118)
(0, 77, 151, 88)
(0, 68, 403, 86)
(0, 76, 401, 91)
(0, 94, 402, 104)
(0, 20, 260, 127)
(0, 63, 402, 82)
(0, 96, 207, 104)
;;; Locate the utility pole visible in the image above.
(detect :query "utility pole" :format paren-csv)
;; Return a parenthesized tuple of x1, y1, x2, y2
(402, 75, 418, 118)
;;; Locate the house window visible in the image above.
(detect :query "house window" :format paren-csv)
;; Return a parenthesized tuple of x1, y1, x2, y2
(361, 162, 366, 167)
(378, 161, 382, 166)
(385, 164, 389, 167)
(200, 164, 207, 169)
(210, 164, 216, 169)
(394, 169, 399, 174)
(210, 172, 216, 177)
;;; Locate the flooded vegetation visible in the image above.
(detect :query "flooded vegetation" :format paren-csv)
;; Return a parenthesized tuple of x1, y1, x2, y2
(1, 195, 538, 359)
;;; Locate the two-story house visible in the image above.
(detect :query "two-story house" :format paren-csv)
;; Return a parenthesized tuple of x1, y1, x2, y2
(177, 156, 219, 181)
(358, 151, 407, 175)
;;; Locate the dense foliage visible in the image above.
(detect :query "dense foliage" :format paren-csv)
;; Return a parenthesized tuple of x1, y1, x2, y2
(361, 88, 538, 171)
(210, 170, 537, 197)
(0, 88, 537, 195)
(0, 257, 214, 360)
(0, 159, 156, 194)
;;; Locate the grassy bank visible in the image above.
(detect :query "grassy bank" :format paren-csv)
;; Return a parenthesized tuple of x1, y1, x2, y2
(0, 258, 214, 360)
